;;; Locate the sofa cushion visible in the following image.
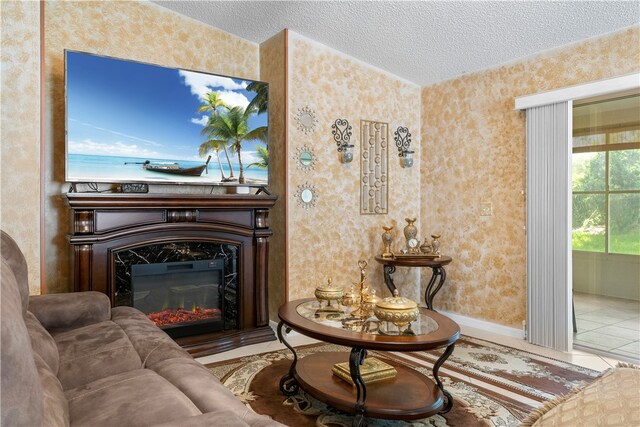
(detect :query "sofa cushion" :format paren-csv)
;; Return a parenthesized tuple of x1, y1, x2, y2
(34, 353, 69, 427)
(111, 306, 191, 367)
(54, 320, 142, 390)
(150, 357, 280, 426)
(25, 310, 60, 374)
(0, 259, 44, 427)
(65, 369, 202, 427)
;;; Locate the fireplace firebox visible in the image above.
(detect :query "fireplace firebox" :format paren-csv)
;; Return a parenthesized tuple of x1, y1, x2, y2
(66, 193, 277, 357)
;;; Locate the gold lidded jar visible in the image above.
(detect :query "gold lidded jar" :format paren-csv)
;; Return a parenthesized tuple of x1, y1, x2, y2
(314, 278, 344, 307)
(341, 284, 359, 307)
(374, 290, 419, 331)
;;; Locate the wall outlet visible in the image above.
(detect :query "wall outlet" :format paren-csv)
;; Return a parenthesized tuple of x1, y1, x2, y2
(480, 202, 492, 216)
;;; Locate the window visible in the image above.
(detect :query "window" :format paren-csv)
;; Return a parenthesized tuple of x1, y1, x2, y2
(572, 94, 640, 255)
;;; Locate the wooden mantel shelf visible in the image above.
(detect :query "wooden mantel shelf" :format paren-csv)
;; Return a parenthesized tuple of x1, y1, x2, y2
(67, 192, 277, 209)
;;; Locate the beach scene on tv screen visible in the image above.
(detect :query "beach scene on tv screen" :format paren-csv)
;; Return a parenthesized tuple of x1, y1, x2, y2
(66, 51, 268, 185)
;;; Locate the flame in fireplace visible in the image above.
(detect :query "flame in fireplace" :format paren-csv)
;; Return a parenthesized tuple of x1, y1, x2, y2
(147, 307, 221, 327)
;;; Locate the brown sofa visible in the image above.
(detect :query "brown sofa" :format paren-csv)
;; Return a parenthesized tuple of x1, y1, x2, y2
(1, 230, 284, 427)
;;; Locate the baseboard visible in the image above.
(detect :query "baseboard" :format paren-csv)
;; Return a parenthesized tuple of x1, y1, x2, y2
(439, 310, 525, 339)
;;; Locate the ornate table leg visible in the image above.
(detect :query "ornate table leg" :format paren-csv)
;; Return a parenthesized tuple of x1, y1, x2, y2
(277, 321, 299, 396)
(350, 347, 368, 427)
(382, 265, 397, 295)
(424, 266, 447, 310)
(432, 343, 455, 414)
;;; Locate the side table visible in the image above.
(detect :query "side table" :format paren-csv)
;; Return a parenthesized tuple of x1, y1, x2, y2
(374, 255, 452, 310)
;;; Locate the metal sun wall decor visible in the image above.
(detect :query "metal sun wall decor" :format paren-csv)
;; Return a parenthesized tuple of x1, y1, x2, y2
(332, 119, 354, 163)
(394, 126, 414, 168)
(360, 120, 389, 215)
(294, 145, 316, 172)
(295, 182, 318, 209)
(294, 106, 318, 134)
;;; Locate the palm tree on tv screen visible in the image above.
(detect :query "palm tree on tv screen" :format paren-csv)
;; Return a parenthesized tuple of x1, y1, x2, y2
(246, 81, 268, 116)
(203, 106, 267, 184)
(247, 145, 268, 170)
(198, 139, 229, 181)
(198, 92, 235, 181)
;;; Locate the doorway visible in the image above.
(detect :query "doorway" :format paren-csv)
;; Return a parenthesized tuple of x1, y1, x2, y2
(571, 92, 640, 361)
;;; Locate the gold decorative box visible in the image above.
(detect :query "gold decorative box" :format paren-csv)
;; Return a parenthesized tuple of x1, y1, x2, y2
(314, 278, 344, 307)
(332, 357, 397, 386)
(374, 290, 419, 331)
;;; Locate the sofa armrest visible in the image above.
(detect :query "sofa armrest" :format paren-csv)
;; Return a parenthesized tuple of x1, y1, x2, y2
(28, 292, 111, 333)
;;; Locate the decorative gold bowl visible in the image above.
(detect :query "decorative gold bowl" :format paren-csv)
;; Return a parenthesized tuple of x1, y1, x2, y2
(315, 278, 344, 307)
(373, 290, 419, 330)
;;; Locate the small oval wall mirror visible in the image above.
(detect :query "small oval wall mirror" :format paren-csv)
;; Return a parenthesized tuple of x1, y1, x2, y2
(300, 151, 313, 166)
(301, 189, 313, 203)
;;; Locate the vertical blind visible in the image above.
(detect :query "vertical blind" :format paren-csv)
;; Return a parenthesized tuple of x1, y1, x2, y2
(526, 101, 573, 352)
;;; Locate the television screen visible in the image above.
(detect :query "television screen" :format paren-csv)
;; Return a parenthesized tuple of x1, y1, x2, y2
(65, 50, 268, 186)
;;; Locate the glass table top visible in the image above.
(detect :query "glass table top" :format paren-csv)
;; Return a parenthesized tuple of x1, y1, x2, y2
(295, 300, 439, 337)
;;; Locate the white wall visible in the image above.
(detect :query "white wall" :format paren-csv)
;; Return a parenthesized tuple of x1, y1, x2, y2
(573, 251, 640, 300)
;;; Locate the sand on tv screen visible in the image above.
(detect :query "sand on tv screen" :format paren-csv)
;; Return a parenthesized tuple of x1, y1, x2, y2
(65, 50, 268, 186)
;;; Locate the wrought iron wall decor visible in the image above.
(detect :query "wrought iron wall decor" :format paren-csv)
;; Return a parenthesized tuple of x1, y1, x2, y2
(394, 126, 414, 168)
(294, 145, 316, 172)
(295, 182, 318, 209)
(332, 118, 354, 163)
(360, 120, 388, 215)
(295, 106, 318, 134)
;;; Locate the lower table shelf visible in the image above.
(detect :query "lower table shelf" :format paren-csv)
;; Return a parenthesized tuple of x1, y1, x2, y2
(294, 352, 444, 420)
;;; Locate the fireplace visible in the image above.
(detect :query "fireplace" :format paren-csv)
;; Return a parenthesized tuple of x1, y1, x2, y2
(115, 243, 236, 338)
(66, 193, 277, 357)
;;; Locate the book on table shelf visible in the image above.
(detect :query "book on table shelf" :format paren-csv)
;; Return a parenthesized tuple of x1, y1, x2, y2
(332, 357, 397, 386)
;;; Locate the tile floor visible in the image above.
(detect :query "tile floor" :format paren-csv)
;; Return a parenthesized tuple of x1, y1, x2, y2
(573, 291, 640, 361)
(197, 320, 628, 373)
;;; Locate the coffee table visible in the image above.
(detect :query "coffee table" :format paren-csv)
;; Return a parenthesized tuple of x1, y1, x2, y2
(277, 299, 460, 427)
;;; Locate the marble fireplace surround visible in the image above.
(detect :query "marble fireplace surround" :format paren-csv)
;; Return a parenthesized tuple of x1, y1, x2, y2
(66, 193, 277, 357)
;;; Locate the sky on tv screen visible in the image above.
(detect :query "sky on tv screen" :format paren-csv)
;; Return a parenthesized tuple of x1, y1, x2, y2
(65, 51, 268, 184)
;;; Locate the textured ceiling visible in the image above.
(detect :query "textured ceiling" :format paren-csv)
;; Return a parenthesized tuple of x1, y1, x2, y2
(153, 1, 640, 86)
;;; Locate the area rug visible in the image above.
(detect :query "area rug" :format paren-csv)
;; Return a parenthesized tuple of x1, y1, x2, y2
(205, 336, 601, 427)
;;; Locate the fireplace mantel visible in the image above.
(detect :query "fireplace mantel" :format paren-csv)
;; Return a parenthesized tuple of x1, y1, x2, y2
(66, 193, 277, 357)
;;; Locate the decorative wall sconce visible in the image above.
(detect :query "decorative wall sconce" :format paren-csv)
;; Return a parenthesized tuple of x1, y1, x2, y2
(332, 119, 354, 163)
(394, 126, 413, 168)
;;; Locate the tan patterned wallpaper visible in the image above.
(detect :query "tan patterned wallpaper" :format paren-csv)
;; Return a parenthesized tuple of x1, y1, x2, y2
(421, 26, 640, 328)
(1, 1, 42, 294)
(260, 31, 287, 319)
(287, 32, 423, 303)
(43, 0, 259, 293)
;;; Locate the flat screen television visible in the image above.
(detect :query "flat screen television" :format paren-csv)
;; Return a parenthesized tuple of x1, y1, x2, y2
(65, 50, 268, 187)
